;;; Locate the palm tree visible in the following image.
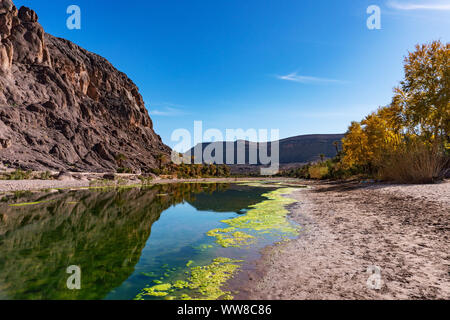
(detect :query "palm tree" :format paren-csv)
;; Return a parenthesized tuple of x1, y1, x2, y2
(115, 154, 127, 167)
(156, 153, 167, 169)
(333, 141, 340, 155)
(319, 154, 325, 162)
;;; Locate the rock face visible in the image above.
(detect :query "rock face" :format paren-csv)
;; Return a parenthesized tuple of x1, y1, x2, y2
(0, 0, 170, 172)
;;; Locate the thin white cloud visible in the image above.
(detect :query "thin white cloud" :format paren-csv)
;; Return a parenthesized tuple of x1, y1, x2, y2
(149, 106, 186, 117)
(387, 0, 450, 10)
(300, 112, 352, 118)
(276, 72, 345, 84)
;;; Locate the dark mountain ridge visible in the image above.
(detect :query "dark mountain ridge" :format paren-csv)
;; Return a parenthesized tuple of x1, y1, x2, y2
(185, 134, 345, 166)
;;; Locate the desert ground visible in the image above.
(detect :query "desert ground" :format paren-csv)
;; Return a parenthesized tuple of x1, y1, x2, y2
(233, 180, 450, 300)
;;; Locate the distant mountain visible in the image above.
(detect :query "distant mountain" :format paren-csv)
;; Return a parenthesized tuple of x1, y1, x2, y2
(185, 134, 345, 166)
(277, 134, 345, 163)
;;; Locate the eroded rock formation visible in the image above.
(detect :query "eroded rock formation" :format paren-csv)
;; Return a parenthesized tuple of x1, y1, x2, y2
(0, 0, 170, 172)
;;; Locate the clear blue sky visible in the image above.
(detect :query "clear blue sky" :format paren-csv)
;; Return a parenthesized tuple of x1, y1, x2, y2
(14, 0, 450, 148)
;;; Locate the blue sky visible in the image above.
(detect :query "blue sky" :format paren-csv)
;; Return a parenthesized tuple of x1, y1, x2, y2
(14, 0, 450, 148)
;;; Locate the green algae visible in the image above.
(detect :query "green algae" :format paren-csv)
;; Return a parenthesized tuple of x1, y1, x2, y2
(136, 257, 242, 300)
(8, 200, 55, 207)
(141, 271, 156, 277)
(153, 283, 172, 291)
(236, 182, 270, 187)
(173, 280, 189, 289)
(223, 188, 298, 234)
(186, 260, 194, 267)
(237, 181, 307, 189)
(136, 283, 172, 298)
(206, 228, 254, 248)
(185, 257, 241, 300)
(206, 187, 299, 248)
(193, 244, 214, 251)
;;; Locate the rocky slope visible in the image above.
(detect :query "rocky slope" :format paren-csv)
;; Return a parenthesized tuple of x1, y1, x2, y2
(0, 0, 170, 173)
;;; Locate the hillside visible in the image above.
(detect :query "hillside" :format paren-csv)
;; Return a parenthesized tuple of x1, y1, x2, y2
(0, 0, 170, 173)
(185, 134, 344, 167)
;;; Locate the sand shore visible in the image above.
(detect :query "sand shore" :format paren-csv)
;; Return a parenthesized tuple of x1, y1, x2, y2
(234, 180, 450, 300)
(0, 176, 299, 193)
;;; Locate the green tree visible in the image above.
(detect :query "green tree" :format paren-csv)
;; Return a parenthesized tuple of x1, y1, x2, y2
(393, 41, 449, 141)
(115, 154, 127, 168)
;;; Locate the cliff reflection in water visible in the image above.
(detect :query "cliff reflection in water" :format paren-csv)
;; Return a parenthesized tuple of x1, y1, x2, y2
(0, 183, 268, 300)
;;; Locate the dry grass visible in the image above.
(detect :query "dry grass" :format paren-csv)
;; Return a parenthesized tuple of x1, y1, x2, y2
(378, 142, 448, 184)
(308, 165, 329, 180)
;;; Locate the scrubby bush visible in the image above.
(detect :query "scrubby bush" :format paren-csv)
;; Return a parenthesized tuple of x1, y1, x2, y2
(378, 142, 448, 183)
(163, 163, 231, 179)
(308, 165, 329, 180)
(7, 169, 33, 180)
(39, 171, 52, 180)
(139, 176, 154, 185)
(117, 167, 133, 174)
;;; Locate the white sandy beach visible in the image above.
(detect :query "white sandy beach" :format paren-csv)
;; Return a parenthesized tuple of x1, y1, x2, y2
(233, 180, 450, 300)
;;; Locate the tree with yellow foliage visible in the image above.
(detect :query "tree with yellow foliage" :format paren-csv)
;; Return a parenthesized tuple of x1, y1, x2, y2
(341, 107, 403, 172)
(340, 41, 449, 181)
(393, 41, 449, 141)
(341, 121, 368, 169)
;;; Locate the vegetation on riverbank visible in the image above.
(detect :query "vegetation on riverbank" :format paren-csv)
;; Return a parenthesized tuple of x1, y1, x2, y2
(150, 162, 231, 179)
(282, 41, 449, 183)
(0, 169, 52, 181)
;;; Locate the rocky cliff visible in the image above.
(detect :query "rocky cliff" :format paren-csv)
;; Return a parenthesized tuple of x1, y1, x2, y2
(0, 0, 170, 173)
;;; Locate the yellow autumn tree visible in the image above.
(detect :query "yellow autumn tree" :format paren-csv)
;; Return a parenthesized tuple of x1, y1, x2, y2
(341, 106, 403, 171)
(393, 41, 449, 141)
(340, 40, 449, 182)
(341, 121, 368, 169)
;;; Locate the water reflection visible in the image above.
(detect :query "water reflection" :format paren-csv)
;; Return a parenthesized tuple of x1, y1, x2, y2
(0, 183, 269, 300)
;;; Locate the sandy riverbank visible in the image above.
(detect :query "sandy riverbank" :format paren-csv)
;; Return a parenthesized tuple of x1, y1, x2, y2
(233, 180, 450, 300)
(0, 176, 301, 193)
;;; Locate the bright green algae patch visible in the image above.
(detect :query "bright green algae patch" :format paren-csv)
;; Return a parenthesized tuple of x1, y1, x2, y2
(8, 200, 55, 207)
(136, 258, 242, 300)
(207, 188, 299, 248)
(139, 283, 172, 297)
(206, 228, 255, 248)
